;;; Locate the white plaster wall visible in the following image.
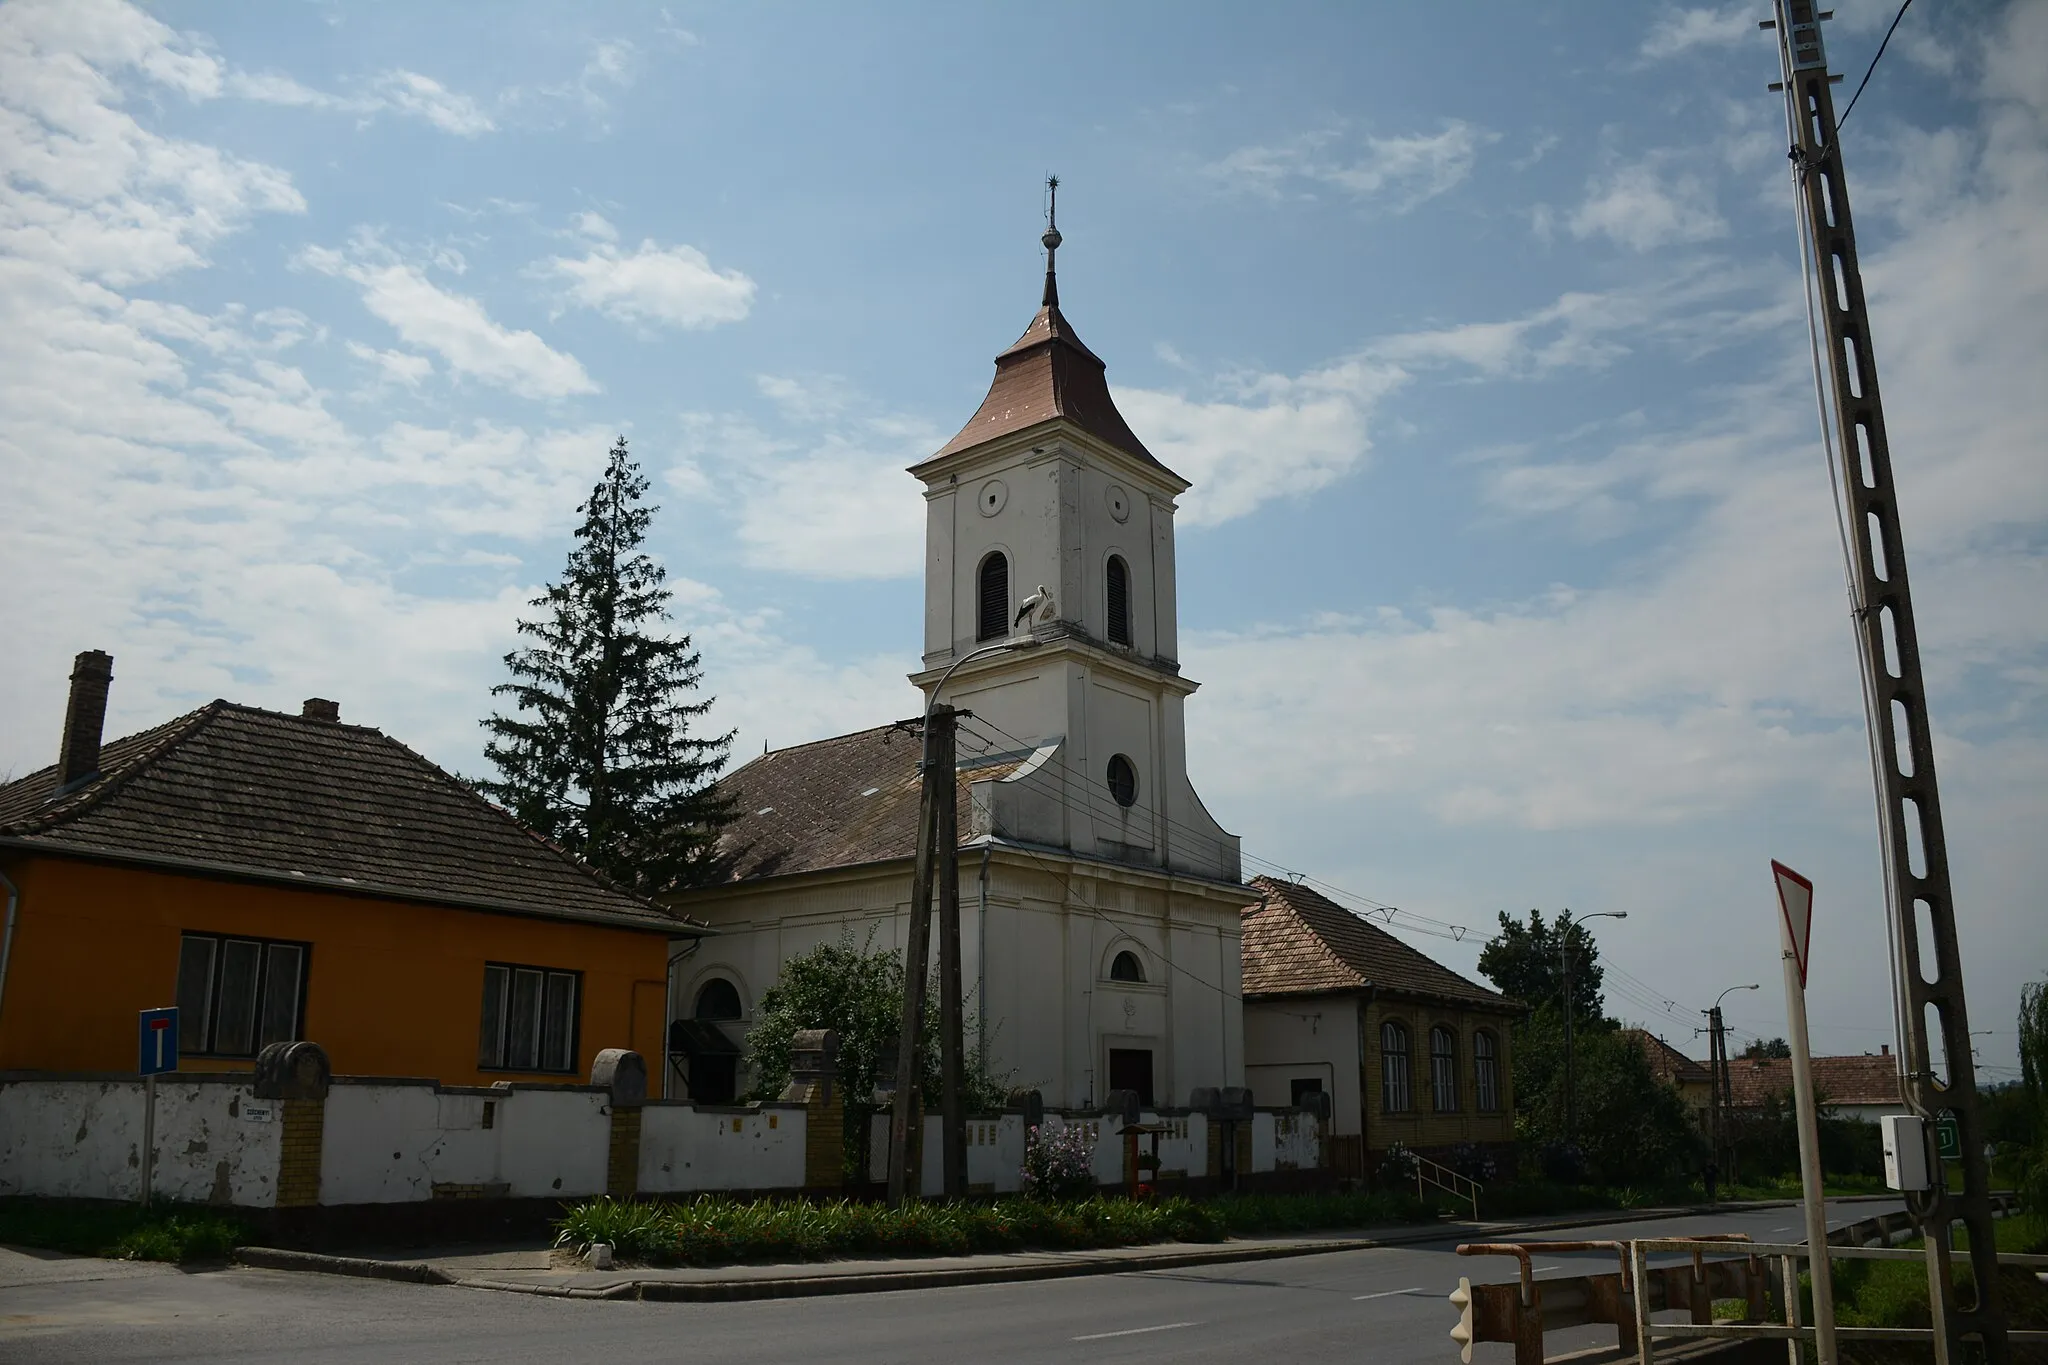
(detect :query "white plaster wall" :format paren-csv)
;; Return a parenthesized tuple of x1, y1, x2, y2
(1245, 999, 1362, 1136)
(639, 1104, 805, 1193)
(964, 1114, 1028, 1193)
(1268, 1111, 1322, 1171)
(0, 1078, 279, 1206)
(319, 1083, 608, 1205)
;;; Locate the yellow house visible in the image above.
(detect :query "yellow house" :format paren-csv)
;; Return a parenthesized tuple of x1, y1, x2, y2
(1240, 876, 1521, 1176)
(0, 652, 700, 1084)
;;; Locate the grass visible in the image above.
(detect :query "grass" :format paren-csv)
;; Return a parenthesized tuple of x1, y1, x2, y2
(1821, 1209, 2048, 1337)
(556, 1188, 1436, 1267)
(0, 1198, 248, 1264)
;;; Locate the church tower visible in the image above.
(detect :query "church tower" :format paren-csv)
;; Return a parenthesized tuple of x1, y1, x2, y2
(908, 192, 1240, 883)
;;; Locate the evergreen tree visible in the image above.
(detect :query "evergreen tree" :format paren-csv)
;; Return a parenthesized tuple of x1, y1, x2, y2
(477, 436, 734, 893)
(1476, 908, 1607, 1019)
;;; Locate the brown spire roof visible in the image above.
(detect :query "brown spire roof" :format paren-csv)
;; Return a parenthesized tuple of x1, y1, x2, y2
(923, 214, 1178, 477)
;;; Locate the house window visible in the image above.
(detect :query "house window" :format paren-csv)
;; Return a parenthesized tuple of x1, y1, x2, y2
(1109, 950, 1145, 983)
(1380, 1021, 1412, 1113)
(1106, 554, 1132, 646)
(479, 962, 580, 1073)
(175, 932, 309, 1058)
(1430, 1026, 1460, 1112)
(1106, 753, 1138, 808)
(1475, 1030, 1501, 1112)
(977, 551, 1010, 641)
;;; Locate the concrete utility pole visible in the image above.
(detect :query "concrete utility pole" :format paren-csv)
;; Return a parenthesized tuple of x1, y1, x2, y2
(1765, 3, 2007, 1357)
(935, 708, 967, 1200)
(886, 704, 952, 1206)
(1559, 910, 1625, 1143)
(1704, 984, 1758, 1191)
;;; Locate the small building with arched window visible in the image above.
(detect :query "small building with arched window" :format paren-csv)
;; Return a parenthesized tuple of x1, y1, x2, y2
(1238, 876, 1521, 1175)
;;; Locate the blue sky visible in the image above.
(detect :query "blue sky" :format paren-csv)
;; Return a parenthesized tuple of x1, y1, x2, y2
(2, 1, 2042, 1078)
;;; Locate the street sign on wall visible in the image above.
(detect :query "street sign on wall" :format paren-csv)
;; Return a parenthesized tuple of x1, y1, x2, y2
(138, 1007, 178, 1076)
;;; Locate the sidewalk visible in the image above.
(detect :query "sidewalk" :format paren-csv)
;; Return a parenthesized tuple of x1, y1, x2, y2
(231, 1196, 1883, 1303)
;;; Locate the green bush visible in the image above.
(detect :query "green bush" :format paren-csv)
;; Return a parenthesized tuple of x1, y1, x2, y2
(0, 1199, 247, 1263)
(554, 1188, 1435, 1267)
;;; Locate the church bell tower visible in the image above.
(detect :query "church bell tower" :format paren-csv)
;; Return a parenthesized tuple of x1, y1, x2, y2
(907, 186, 1239, 883)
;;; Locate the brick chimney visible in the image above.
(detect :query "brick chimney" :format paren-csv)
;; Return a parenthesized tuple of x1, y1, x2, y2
(55, 650, 114, 790)
(301, 698, 340, 723)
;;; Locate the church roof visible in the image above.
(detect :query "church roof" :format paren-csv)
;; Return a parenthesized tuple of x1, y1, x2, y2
(1239, 876, 1515, 1011)
(0, 700, 691, 933)
(702, 723, 1025, 885)
(922, 214, 1178, 478)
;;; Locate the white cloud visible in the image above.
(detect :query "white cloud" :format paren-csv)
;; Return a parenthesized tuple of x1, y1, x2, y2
(543, 227, 755, 330)
(1116, 358, 1403, 528)
(301, 238, 597, 397)
(1640, 5, 1754, 60)
(1569, 160, 1729, 251)
(1209, 121, 1494, 211)
(371, 69, 494, 137)
(345, 340, 432, 386)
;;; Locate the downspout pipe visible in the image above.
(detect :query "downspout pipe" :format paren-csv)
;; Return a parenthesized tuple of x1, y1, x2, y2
(0, 865, 19, 1041)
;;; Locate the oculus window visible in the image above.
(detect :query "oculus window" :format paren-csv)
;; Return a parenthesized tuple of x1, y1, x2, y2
(1106, 753, 1138, 808)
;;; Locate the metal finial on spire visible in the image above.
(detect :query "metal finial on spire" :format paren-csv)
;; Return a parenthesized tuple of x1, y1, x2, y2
(1041, 175, 1061, 308)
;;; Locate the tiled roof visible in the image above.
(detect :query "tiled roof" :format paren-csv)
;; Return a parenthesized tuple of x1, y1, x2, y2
(0, 702, 690, 933)
(1725, 1053, 1904, 1109)
(922, 302, 1178, 477)
(1625, 1029, 1712, 1085)
(703, 723, 1020, 884)
(1239, 876, 1514, 1011)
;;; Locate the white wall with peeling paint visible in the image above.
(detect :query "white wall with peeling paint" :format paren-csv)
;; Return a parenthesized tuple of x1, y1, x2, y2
(638, 1103, 806, 1193)
(318, 1082, 609, 1205)
(0, 1077, 280, 1206)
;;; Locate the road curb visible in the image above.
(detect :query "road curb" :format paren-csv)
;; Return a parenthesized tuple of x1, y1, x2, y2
(229, 1195, 1898, 1302)
(233, 1245, 455, 1285)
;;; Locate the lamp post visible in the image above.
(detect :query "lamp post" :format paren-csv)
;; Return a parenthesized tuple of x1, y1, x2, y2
(1705, 983, 1760, 1197)
(1560, 910, 1626, 1145)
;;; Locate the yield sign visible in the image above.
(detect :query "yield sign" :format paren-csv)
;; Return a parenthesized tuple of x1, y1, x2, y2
(1772, 860, 1814, 988)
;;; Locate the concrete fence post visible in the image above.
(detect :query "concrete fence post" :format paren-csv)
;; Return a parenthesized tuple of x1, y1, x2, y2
(592, 1049, 647, 1200)
(780, 1029, 842, 1191)
(254, 1041, 331, 1209)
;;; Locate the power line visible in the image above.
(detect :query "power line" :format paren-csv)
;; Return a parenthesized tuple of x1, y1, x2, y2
(1833, 0, 1913, 138)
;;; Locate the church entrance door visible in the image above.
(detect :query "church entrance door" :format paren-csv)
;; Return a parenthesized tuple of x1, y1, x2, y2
(1108, 1047, 1154, 1106)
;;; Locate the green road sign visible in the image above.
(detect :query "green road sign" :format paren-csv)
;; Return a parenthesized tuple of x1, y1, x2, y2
(1935, 1113, 1961, 1160)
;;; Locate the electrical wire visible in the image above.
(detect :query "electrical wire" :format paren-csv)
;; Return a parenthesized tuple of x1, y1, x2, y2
(947, 710, 1702, 1025)
(1833, 0, 1913, 139)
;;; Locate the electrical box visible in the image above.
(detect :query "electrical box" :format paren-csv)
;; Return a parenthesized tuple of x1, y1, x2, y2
(1882, 1114, 1930, 1191)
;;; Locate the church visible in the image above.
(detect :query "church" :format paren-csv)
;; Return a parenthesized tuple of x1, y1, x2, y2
(666, 208, 1249, 1111)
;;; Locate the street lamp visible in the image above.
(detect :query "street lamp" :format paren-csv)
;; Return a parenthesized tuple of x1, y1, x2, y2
(1703, 983, 1760, 1195)
(1560, 910, 1626, 1145)
(921, 633, 1042, 736)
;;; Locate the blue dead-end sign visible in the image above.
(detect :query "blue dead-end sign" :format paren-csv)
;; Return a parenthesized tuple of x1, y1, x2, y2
(139, 1007, 179, 1076)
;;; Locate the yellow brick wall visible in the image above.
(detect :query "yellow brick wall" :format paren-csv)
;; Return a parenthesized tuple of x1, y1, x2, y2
(276, 1098, 324, 1208)
(1359, 998, 1517, 1152)
(606, 1107, 642, 1198)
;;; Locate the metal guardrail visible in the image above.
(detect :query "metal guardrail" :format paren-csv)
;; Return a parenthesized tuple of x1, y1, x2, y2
(1446, 1196, 2030, 1364)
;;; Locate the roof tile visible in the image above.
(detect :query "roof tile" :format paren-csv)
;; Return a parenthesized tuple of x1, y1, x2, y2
(1240, 876, 1512, 1009)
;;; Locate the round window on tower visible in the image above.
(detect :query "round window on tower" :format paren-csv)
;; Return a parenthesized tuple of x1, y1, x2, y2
(978, 479, 1008, 517)
(1106, 754, 1138, 808)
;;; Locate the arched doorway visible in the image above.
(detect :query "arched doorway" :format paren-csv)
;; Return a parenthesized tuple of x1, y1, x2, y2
(668, 977, 744, 1104)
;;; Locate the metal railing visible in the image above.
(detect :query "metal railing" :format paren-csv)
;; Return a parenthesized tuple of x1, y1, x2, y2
(1445, 1197, 2035, 1364)
(1416, 1151, 1482, 1221)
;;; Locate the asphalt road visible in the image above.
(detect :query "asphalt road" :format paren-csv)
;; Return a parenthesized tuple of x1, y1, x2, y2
(0, 1200, 1890, 1365)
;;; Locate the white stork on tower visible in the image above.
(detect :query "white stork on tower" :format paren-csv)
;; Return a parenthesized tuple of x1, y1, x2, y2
(1015, 585, 1054, 630)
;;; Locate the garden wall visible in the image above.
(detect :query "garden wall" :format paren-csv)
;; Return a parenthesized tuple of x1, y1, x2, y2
(870, 1107, 1319, 1193)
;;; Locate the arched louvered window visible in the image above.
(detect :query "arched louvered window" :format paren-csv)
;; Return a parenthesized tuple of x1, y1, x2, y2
(1106, 555, 1132, 646)
(976, 552, 1009, 642)
(1430, 1026, 1459, 1112)
(1381, 1021, 1412, 1113)
(1474, 1031, 1501, 1112)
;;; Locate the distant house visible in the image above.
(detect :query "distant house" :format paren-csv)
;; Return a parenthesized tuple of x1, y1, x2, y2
(1624, 1029, 1716, 1119)
(0, 651, 702, 1085)
(1725, 1049, 1907, 1123)
(1239, 876, 1521, 1170)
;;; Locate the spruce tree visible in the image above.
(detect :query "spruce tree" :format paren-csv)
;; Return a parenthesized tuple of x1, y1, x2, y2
(478, 436, 734, 894)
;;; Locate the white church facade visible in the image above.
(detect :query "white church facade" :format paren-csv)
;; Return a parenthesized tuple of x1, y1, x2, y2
(665, 216, 1250, 1110)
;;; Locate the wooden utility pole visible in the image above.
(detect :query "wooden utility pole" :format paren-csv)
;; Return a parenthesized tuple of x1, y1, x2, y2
(1766, 4, 2007, 1357)
(1705, 1007, 1725, 1190)
(935, 711, 967, 1200)
(885, 705, 951, 1206)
